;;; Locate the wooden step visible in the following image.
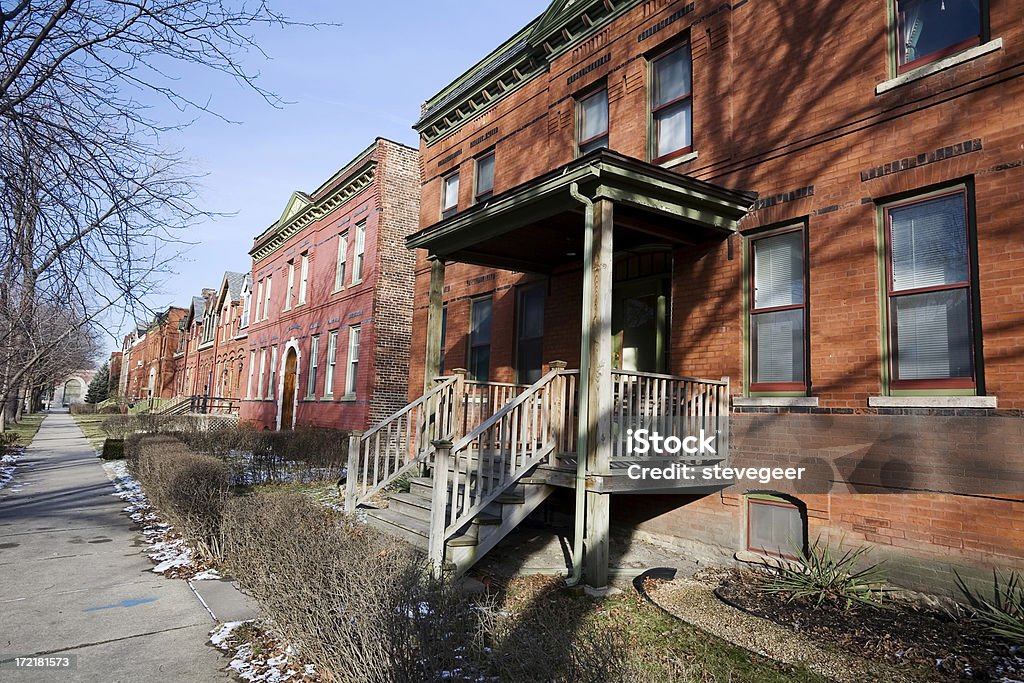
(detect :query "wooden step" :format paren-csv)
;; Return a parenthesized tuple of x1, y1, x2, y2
(365, 507, 478, 550)
(389, 492, 501, 526)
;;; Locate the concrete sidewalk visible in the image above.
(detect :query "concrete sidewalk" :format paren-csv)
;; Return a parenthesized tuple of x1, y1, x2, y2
(0, 412, 233, 682)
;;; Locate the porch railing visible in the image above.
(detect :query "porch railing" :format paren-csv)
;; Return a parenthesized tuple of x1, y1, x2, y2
(610, 370, 729, 461)
(345, 373, 531, 510)
(429, 366, 575, 571)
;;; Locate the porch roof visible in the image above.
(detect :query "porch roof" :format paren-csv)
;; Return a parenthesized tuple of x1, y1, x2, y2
(406, 149, 756, 272)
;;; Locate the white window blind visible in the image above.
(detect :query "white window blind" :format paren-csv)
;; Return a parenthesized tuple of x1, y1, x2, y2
(894, 289, 973, 380)
(752, 309, 805, 384)
(748, 500, 804, 556)
(753, 231, 804, 309)
(889, 194, 968, 291)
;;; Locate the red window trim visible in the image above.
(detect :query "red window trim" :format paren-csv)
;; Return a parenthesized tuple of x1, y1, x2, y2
(746, 498, 804, 560)
(883, 188, 976, 390)
(441, 171, 459, 219)
(474, 151, 495, 204)
(748, 226, 808, 394)
(576, 88, 609, 156)
(650, 43, 693, 165)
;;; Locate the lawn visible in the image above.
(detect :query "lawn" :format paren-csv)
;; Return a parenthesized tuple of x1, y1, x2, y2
(72, 413, 108, 450)
(5, 413, 45, 448)
(486, 575, 828, 683)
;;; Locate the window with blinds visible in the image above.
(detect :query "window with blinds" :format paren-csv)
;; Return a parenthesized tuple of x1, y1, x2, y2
(749, 228, 807, 391)
(577, 88, 608, 155)
(885, 190, 975, 388)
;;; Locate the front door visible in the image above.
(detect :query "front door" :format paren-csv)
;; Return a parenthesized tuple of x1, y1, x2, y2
(280, 348, 298, 431)
(612, 277, 668, 374)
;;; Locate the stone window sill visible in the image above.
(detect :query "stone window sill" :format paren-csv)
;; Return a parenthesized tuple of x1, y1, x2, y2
(875, 39, 1003, 95)
(660, 151, 698, 170)
(867, 396, 997, 409)
(733, 397, 818, 408)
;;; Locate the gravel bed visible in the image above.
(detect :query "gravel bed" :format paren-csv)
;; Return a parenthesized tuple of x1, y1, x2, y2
(647, 577, 916, 683)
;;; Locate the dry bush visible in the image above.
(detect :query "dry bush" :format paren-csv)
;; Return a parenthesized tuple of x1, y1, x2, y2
(132, 435, 231, 558)
(221, 493, 481, 683)
(102, 414, 140, 439)
(70, 403, 96, 415)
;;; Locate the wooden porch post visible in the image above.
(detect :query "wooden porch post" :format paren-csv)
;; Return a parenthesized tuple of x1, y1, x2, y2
(424, 255, 446, 393)
(584, 198, 614, 588)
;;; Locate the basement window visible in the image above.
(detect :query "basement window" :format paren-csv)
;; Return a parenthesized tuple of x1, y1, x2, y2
(747, 495, 807, 559)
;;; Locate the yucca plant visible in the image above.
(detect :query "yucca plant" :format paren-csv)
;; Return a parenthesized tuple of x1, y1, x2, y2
(758, 538, 891, 609)
(956, 569, 1024, 645)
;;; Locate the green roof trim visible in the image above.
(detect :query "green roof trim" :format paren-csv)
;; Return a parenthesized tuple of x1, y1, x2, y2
(250, 142, 378, 263)
(416, 0, 643, 147)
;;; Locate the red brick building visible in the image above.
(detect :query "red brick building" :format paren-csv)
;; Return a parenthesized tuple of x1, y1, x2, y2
(120, 307, 187, 401)
(372, 0, 1024, 592)
(172, 272, 250, 402)
(238, 139, 419, 431)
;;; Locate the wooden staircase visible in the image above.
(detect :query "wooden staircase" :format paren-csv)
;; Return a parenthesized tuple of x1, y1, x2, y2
(364, 465, 554, 574)
(348, 364, 729, 576)
(348, 366, 576, 576)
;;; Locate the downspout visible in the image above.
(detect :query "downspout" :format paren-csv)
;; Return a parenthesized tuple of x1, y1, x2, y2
(566, 180, 593, 587)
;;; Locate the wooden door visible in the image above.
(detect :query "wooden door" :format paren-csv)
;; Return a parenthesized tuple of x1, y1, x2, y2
(280, 348, 297, 430)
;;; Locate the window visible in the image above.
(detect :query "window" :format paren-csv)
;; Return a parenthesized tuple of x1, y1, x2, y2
(468, 297, 492, 382)
(475, 152, 495, 202)
(747, 496, 806, 558)
(298, 252, 309, 305)
(246, 350, 256, 399)
(749, 228, 807, 392)
(884, 190, 976, 390)
(307, 335, 319, 398)
(441, 172, 459, 219)
(240, 287, 251, 329)
(516, 286, 545, 384)
(285, 261, 295, 310)
(324, 331, 338, 397)
(257, 349, 267, 399)
(345, 326, 361, 396)
(263, 277, 273, 321)
(650, 43, 693, 163)
(352, 221, 365, 285)
(577, 88, 609, 155)
(254, 280, 263, 322)
(335, 232, 348, 291)
(267, 346, 278, 399)
(894, 0, 984, 73)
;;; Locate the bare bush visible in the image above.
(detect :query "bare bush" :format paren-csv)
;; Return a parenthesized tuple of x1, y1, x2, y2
(132, 435, 230, 558)
(221, 493, 481, 682)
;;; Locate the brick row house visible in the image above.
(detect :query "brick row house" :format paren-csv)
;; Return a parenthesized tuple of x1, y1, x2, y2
(119, 307, 187, 401)
(238, 138, 420, 431)
(344, 0, 1024, 593)
(172, 272, 251, 403)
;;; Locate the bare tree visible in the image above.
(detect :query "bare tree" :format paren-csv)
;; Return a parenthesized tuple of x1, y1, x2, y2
(0, 1, 322, 427)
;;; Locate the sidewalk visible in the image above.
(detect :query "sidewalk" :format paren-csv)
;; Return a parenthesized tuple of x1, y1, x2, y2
(0, 412, 232, 682)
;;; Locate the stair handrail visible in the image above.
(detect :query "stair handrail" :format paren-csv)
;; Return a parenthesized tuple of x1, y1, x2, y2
(346, 375, 458, 511)
(429, 365, 573, 571)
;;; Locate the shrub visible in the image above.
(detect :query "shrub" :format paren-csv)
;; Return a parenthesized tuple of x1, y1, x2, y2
(100, 438, 125, 460)
(132, 436, 231, 558)
(102, 414, 141, 439)
(70, 403, 96, 415)
(957, 569, 1024, 645)
(758, 538, 891, 609)
(221, 493, 479, 682)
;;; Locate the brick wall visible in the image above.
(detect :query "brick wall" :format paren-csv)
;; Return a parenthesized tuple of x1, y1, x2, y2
(238, 139, 419, 432)
(409, 0, 1024, 591)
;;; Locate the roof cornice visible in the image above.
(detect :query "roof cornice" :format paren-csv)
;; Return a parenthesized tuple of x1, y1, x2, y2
(250, 157, 376, 263)
(415, 0, 642, 147)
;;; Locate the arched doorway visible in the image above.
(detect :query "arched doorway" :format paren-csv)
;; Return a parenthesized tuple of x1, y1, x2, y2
(62, 378, 85, 406)
(279, 347, 298, 431)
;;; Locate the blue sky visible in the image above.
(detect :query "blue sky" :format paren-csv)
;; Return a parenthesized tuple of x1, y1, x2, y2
(110, 1, 550, 352)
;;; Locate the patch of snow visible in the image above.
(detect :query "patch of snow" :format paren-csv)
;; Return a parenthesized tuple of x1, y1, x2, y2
(209, 620, 320, 682)
(0, 452, 19, 490)
(192, 568, 223, 581)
